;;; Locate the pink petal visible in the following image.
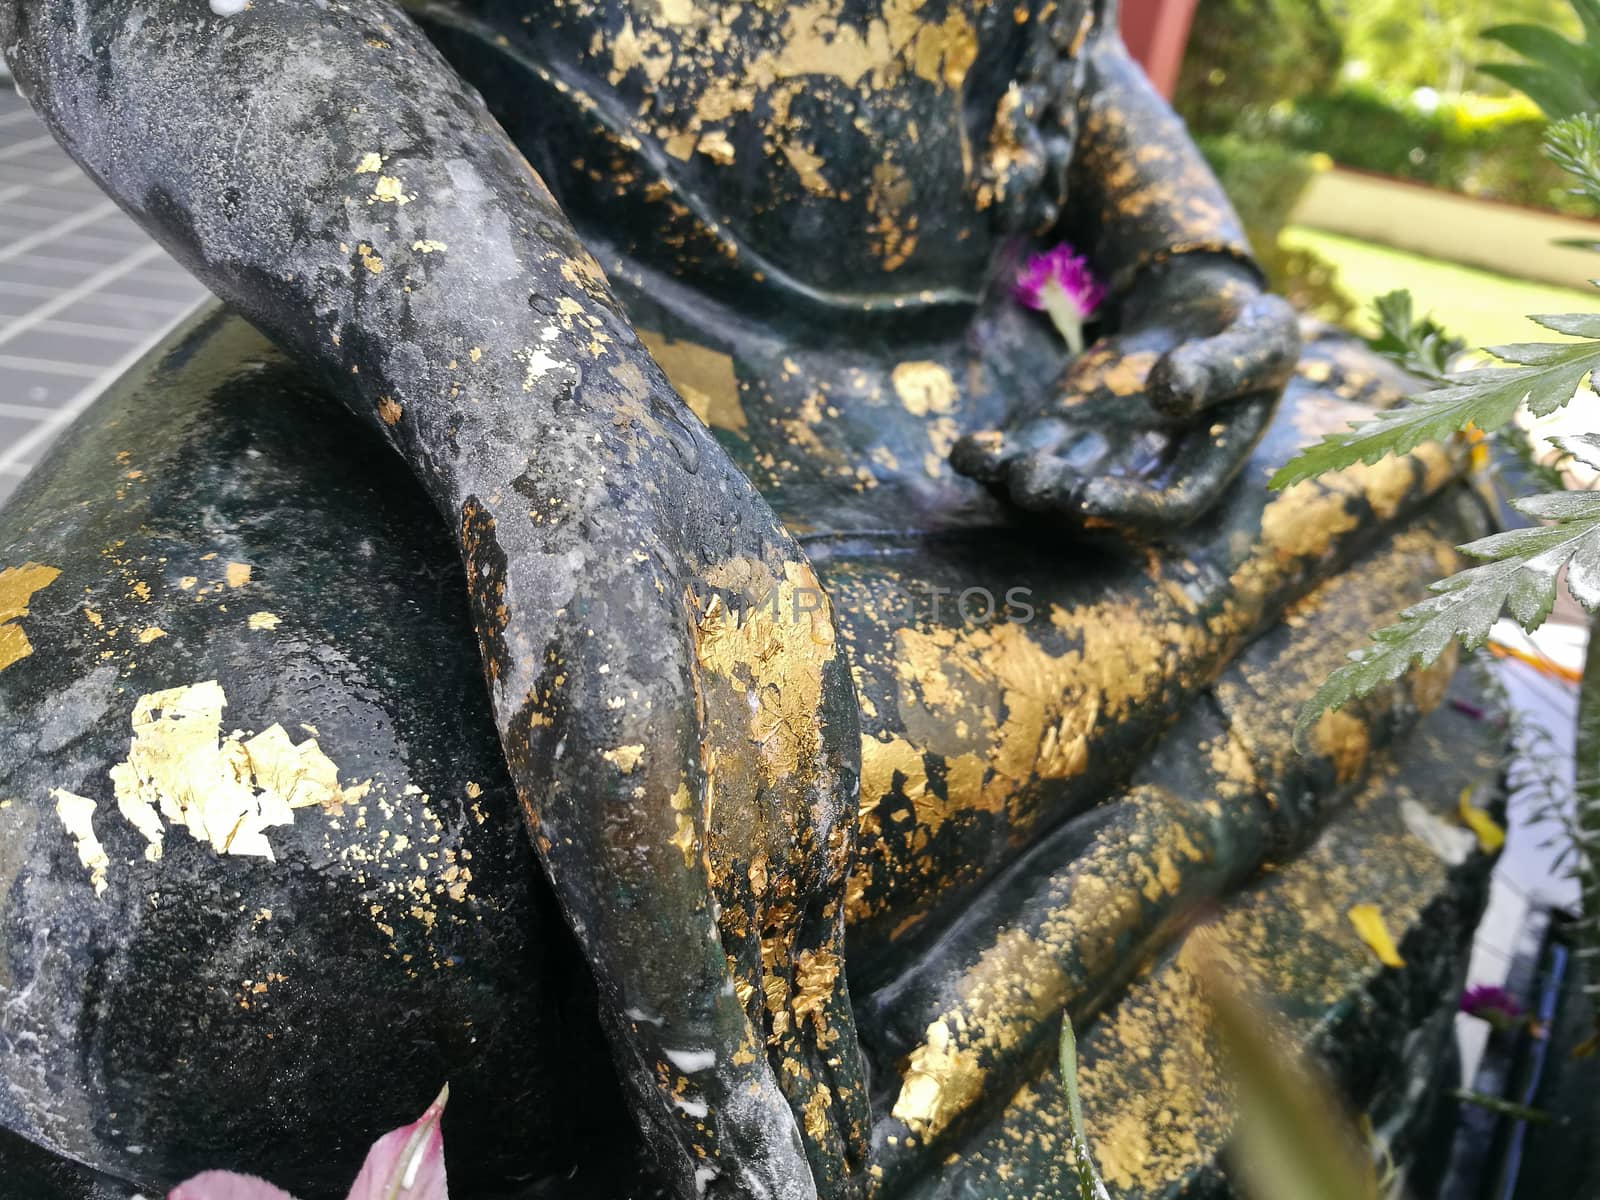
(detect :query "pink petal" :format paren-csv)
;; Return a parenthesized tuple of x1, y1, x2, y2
(168, 1171, 298, 1200)
(345, 1085, 450, 1200)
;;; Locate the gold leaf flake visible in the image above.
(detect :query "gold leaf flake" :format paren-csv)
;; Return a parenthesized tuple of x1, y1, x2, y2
(1346, 904, 1405, 968)
(370, 175, 410, 204)
(108, 680, 366, 862)
(0, 562, 60, 673)
(247, 611, 281, 631)
(1457, 786, 1506, 853)
(52, 789, 109, 895)
(354, 151, 383, 174)
(225, 562, 252, 588)
(604, 744, 646, 773)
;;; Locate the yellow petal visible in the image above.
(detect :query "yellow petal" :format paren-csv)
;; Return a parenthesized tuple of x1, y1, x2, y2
(1458, 786, 1505, 853)
(1347, 904, 1406, 968)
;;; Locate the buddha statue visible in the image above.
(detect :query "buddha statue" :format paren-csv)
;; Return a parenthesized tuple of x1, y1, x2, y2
(0, 1, 1503, 1197)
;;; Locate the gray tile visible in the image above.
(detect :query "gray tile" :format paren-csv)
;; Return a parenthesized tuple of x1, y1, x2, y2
(0, 206, 73, 234)
(0, 134, 61, 159)
(47, 294, 188, 334)
(5, 184, 105, 214)
(0, 368, 89, 413)
(7, 234, 129, 267)
(105, 271, 208, 304)
(0, 257, 101, 291)
(0, 289, 52, 318)
(8, 149, 69, 174)
(69, 225, 152, 250)
(89, 290, 197, 315)
(0, 412, 48, 455)
(0, 352, 113, 379)
(0, 163, 69, 191)
(33, 318, 148, 344)
(0, 285, 70, 308)
(2, 328, 144, 368)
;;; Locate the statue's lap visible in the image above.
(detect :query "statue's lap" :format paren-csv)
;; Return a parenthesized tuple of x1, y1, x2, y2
(0, 309, 1494, 1197)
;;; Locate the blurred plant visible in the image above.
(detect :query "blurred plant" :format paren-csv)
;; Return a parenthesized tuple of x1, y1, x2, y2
(1196, 135, 1354, 323)
(1057, 1016, 1111, 1200)
(1274, 27, 1600, 1043)
(167, 1088, 448, 1200)
(1480, 0, 1600, 119)
(1175, 0, 1343, 139)
(1336, 0, 1582, 96)
(1365, 290, 1467, 381)
(1056, 933, 1395, 1200)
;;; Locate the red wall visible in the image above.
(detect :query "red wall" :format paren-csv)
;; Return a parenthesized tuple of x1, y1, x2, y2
(1120, 0, 1199, 98)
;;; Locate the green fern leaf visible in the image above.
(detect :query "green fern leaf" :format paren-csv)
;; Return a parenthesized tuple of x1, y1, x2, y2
(1269, 340, 1600, 490)
(1293, 491, 1600, 745)
(1366, 290, 1465, 382)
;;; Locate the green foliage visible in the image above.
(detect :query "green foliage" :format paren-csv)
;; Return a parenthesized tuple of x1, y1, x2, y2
(1279, 106, 1600, 744)
(1480, 0, 1600, 117)
(1271, 311, 1600, 490)
(1493, 419, 1576, 494)
(1174, 0, 1343, 138)
(1293, 483, 1600, 746)
(1195, 135, 1355, 323)
(1574, 628, 1600, 1008)
(1546, 112, 1600, 204)
(1335, 0, 1583, 94)
(1271, 84, 1588, 215)
(1365, 290, 1466, 382)
(1058, 1016, 1110, 1200)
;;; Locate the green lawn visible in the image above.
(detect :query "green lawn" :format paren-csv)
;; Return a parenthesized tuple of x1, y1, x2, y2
(1282, 225, 1597, 349)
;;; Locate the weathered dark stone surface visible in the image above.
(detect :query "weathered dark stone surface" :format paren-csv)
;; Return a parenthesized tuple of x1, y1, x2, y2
(0, 0, 1507, 1195)
(0, 311, 643, 1199)
(904, 681, 1502, 1199)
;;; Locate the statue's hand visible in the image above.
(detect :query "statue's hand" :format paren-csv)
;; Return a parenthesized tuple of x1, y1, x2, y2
(952, 256, 1300, 534)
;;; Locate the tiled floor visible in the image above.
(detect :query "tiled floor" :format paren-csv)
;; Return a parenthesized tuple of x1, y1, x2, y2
(0, 85, 210, 508)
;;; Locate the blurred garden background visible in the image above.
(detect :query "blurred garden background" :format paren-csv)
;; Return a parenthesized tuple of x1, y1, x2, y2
(1174, 0, 1598, 348)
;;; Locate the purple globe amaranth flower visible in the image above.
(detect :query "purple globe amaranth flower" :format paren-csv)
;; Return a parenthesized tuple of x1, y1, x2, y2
(1014, 244, 1106, 356)
(1461, 984, 1524, 1029)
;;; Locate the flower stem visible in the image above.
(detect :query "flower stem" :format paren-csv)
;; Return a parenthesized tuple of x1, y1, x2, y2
(1041, 281, 1085, 356)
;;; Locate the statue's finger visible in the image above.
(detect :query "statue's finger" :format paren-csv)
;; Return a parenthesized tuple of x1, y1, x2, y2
(1002, 451, 1086, 515)
(1147, 293, 1300, 419)
(950, 419, 1067, 483)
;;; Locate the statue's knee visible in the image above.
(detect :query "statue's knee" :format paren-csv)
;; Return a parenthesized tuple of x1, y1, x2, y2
(0, 313, 634, 1195)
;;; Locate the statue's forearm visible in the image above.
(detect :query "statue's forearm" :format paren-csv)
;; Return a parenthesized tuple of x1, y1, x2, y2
(4, 7, 851, 1194)
(1064, 18, 1257, 297)
(2, 0, 672, 512)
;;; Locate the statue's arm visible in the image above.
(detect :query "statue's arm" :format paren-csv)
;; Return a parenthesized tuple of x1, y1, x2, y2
(1065, 0, 1257, 296)
(0, 2, 864, 1196)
